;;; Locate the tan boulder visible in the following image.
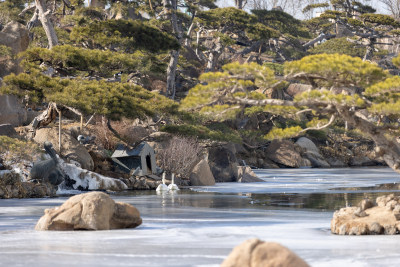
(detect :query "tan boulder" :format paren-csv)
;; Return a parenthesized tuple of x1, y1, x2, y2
(35, 191, 142, 230)
(237, 166, 264, 183)
(221, 238, 309, 267)
(331, 194, 400, 235)
(0, 95, 28, 126)
(34, 127, 94, 170)
(265, 140, 308, 168)
(190, 158, 216, 186)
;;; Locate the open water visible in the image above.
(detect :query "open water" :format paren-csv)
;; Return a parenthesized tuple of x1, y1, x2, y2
(1, 167, 400, 266)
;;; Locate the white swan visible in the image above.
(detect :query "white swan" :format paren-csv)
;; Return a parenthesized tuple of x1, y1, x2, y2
(156, 173, 169, 192)
(168, 173, 180, 191)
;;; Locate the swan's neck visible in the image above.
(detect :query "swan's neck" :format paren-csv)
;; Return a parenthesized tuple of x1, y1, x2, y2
(171, 173, 175, 184)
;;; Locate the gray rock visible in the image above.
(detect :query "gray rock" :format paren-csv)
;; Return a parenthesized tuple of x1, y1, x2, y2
(237, 166, 264, 183)
(296, 137, 330, 168)
(208, 146, 239, 182)
(0, 124, 17, 137)
(0, 95, 28, 126)
(265, 140, 304, 168)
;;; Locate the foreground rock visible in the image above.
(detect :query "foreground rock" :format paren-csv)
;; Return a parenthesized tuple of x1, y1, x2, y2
(35, 191, 142, 230)
(331, 194, 400, 235)
(221, 238, 309, 267)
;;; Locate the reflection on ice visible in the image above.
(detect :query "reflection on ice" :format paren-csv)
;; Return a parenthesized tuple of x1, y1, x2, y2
(1, 168, 400, 266)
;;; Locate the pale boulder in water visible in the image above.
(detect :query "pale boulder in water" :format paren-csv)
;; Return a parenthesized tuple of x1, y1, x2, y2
(35, 191, 142, 230)
(221, 238, 310, 267)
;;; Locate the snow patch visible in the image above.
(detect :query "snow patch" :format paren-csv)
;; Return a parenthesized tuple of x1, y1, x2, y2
(59, 162, 128, 191)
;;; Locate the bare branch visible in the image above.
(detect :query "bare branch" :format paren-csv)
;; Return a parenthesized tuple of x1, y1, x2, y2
(299, 114, 336, 133)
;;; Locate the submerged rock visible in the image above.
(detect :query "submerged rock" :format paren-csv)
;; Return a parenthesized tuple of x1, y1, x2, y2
(35, 191, 142, 230)
(331, 194, 400, 235)
(221, 238, 310, 267)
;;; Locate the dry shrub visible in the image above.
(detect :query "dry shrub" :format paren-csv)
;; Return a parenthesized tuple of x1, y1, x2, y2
(158, 136, 202, 178)
(90, 117, 149, 150)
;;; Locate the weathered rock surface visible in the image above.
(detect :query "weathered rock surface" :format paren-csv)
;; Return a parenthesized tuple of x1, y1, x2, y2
(208, 146, 239, 182)
(331, 194, 400, 235)
(0, 21, 29, 77)
(265, 140, 309, 168)
(35, 191, 142, 230)
(237, 166, 264, 183)
(0, 95, 29, 126)
(0, 124, 18, 137)
(190, 158, 216, 186)
(0, 170, 56, 199)
(34, 127, 94, 170)
(296, 137, 330, 168)
(220, 238, 310, 267)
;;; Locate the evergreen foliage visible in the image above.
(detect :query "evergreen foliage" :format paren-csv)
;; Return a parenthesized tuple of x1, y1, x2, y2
(309, 38, 366, 58)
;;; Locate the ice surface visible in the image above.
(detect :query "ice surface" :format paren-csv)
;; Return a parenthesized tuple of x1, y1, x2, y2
(1, 168, 400, 266)
(191, 167, 400, 194)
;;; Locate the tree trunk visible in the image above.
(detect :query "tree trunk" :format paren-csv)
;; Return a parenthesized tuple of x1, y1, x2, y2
(35, 0, 58, 48)
(205, 38, 223, 72)
(89, 0, 105, 8)
(163, 0, 183, 100)
(235, 0, 245, 9)
(166, 50, 179, 99)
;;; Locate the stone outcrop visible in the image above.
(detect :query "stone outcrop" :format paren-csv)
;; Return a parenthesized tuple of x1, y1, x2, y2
(208, 146, 239, 182)
(0, 95, 31, 127)
(34, 127, 94, 170)
(237, 166, 264, 183)
(0, 124, 18, 137)
(295, 137, 330, 168)
(190, 158, 216, 186)
(0, 170, 56, 199)
(35, 191, 142, 230)
(221, 238, 310, 267)
(0, 21, 29, 77)
(331, 194, 400, 235)
(265, 140, 310, 168)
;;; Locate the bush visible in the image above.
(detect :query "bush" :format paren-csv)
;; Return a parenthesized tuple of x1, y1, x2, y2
(157, 136, 202, 178)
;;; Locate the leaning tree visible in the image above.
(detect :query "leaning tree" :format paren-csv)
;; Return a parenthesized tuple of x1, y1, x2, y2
(181, 54, 400, 173)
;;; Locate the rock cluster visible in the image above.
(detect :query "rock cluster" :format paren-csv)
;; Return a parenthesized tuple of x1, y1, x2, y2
(221, 238, 309, 267)
(0, 170, 56, 199)
(35, 191, 142, 230)
(331, 194, 400, 235)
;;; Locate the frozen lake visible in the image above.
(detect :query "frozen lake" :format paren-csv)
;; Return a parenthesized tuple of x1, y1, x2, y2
(1, 167, 400, 266)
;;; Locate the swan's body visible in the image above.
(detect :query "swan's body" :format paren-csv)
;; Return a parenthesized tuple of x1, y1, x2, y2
(156, 173, 169, 192)
(168, 173, 179, 191)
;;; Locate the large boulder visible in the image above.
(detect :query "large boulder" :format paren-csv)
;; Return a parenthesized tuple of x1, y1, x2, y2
(237, 166, 264, 183)
(0, 95, 28, 126)
(35, 191, 142, 230)
(331, 194, 400, 235)
(0, 21, 29, 77)
(208, 145, 239, 182)
(189, 158, 216, 186)
(221, 238, 310, 267)
(265, 140, 310, 168)
(295, 137, 330, 168)
(34, 127, 94, 170)
(0, 124, 17, 137)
